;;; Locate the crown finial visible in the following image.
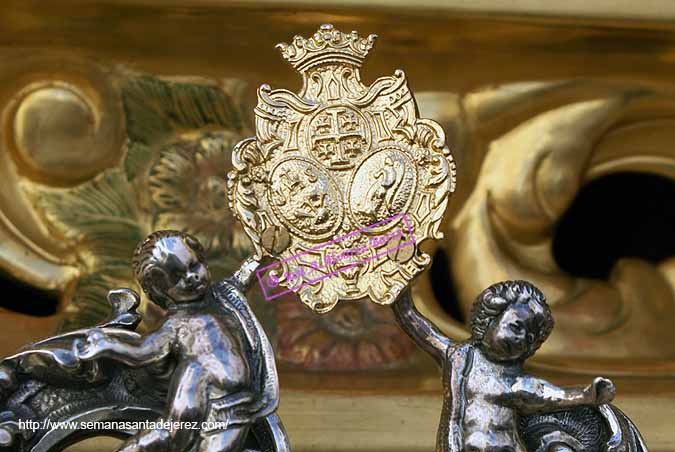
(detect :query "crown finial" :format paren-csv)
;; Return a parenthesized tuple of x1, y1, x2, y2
(275, 24, 377, 72)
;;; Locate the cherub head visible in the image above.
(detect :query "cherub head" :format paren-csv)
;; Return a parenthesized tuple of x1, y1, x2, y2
(469, 280, 554, 362)
(132, 230, 211, 309)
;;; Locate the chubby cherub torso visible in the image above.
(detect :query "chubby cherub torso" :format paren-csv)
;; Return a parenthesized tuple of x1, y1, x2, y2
(465, 350, 525, 452)
(443, 347, 525, 452)
(164, 303, 251, 398)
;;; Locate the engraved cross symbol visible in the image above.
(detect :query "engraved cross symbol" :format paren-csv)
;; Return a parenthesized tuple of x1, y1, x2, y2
(312, 108, 367, 168)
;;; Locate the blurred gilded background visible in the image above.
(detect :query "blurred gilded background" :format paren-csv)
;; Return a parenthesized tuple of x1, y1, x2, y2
(0, 1, 674, 450)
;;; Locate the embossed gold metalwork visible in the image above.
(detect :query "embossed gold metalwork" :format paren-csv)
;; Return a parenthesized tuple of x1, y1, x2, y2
(228, 24, 456, 313)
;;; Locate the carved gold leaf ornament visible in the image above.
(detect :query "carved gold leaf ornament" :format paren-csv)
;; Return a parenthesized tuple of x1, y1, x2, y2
(22, 74, 255, 330)
(227, 24, 457, 313)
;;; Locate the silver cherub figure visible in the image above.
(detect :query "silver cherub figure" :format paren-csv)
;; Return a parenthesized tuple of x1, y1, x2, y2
(393, 281, 647, 452)
(0, 230, 288, 452)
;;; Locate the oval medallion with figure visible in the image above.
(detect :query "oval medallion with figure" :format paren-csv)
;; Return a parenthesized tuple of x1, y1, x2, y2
(268, 157, 343, 240)
(349, 145, 417, 230)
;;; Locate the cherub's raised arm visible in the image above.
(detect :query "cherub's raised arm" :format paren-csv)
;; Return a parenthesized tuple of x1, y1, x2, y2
(391, 288, 452, 365)
(75, 321, 175, 368)
(508, 375, 616, 415)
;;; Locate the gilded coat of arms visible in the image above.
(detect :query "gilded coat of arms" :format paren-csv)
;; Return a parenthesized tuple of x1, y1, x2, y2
(228, 24, 456, 313)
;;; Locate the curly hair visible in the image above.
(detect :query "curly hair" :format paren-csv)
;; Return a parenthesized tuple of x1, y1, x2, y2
(469, 280, 554, 359)
(132, 230, 206, 308)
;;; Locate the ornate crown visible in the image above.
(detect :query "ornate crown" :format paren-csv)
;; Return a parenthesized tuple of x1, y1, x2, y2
(275, 24, 377, 72)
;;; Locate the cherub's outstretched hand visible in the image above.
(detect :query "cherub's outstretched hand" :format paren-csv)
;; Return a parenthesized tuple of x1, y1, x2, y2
(73, 329, 110, 361)
(587, 377, 616, 405)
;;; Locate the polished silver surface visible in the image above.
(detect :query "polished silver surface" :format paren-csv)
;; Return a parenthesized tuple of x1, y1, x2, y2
(392, 281, 648, 452)
(0, 230, 287, 452)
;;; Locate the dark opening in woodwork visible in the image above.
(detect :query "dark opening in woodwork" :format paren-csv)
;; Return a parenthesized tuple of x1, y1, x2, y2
(0, 270, 59, 316)
(553, 172, 675, 279)
(430, 248, 465, 324)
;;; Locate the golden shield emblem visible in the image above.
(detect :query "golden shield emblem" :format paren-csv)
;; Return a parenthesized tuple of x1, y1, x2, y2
(228, 24, 456, 313)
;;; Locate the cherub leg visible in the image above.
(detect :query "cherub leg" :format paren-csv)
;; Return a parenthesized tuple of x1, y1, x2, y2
(166, 361, 209, 451)
(198, 426, 249, 452)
